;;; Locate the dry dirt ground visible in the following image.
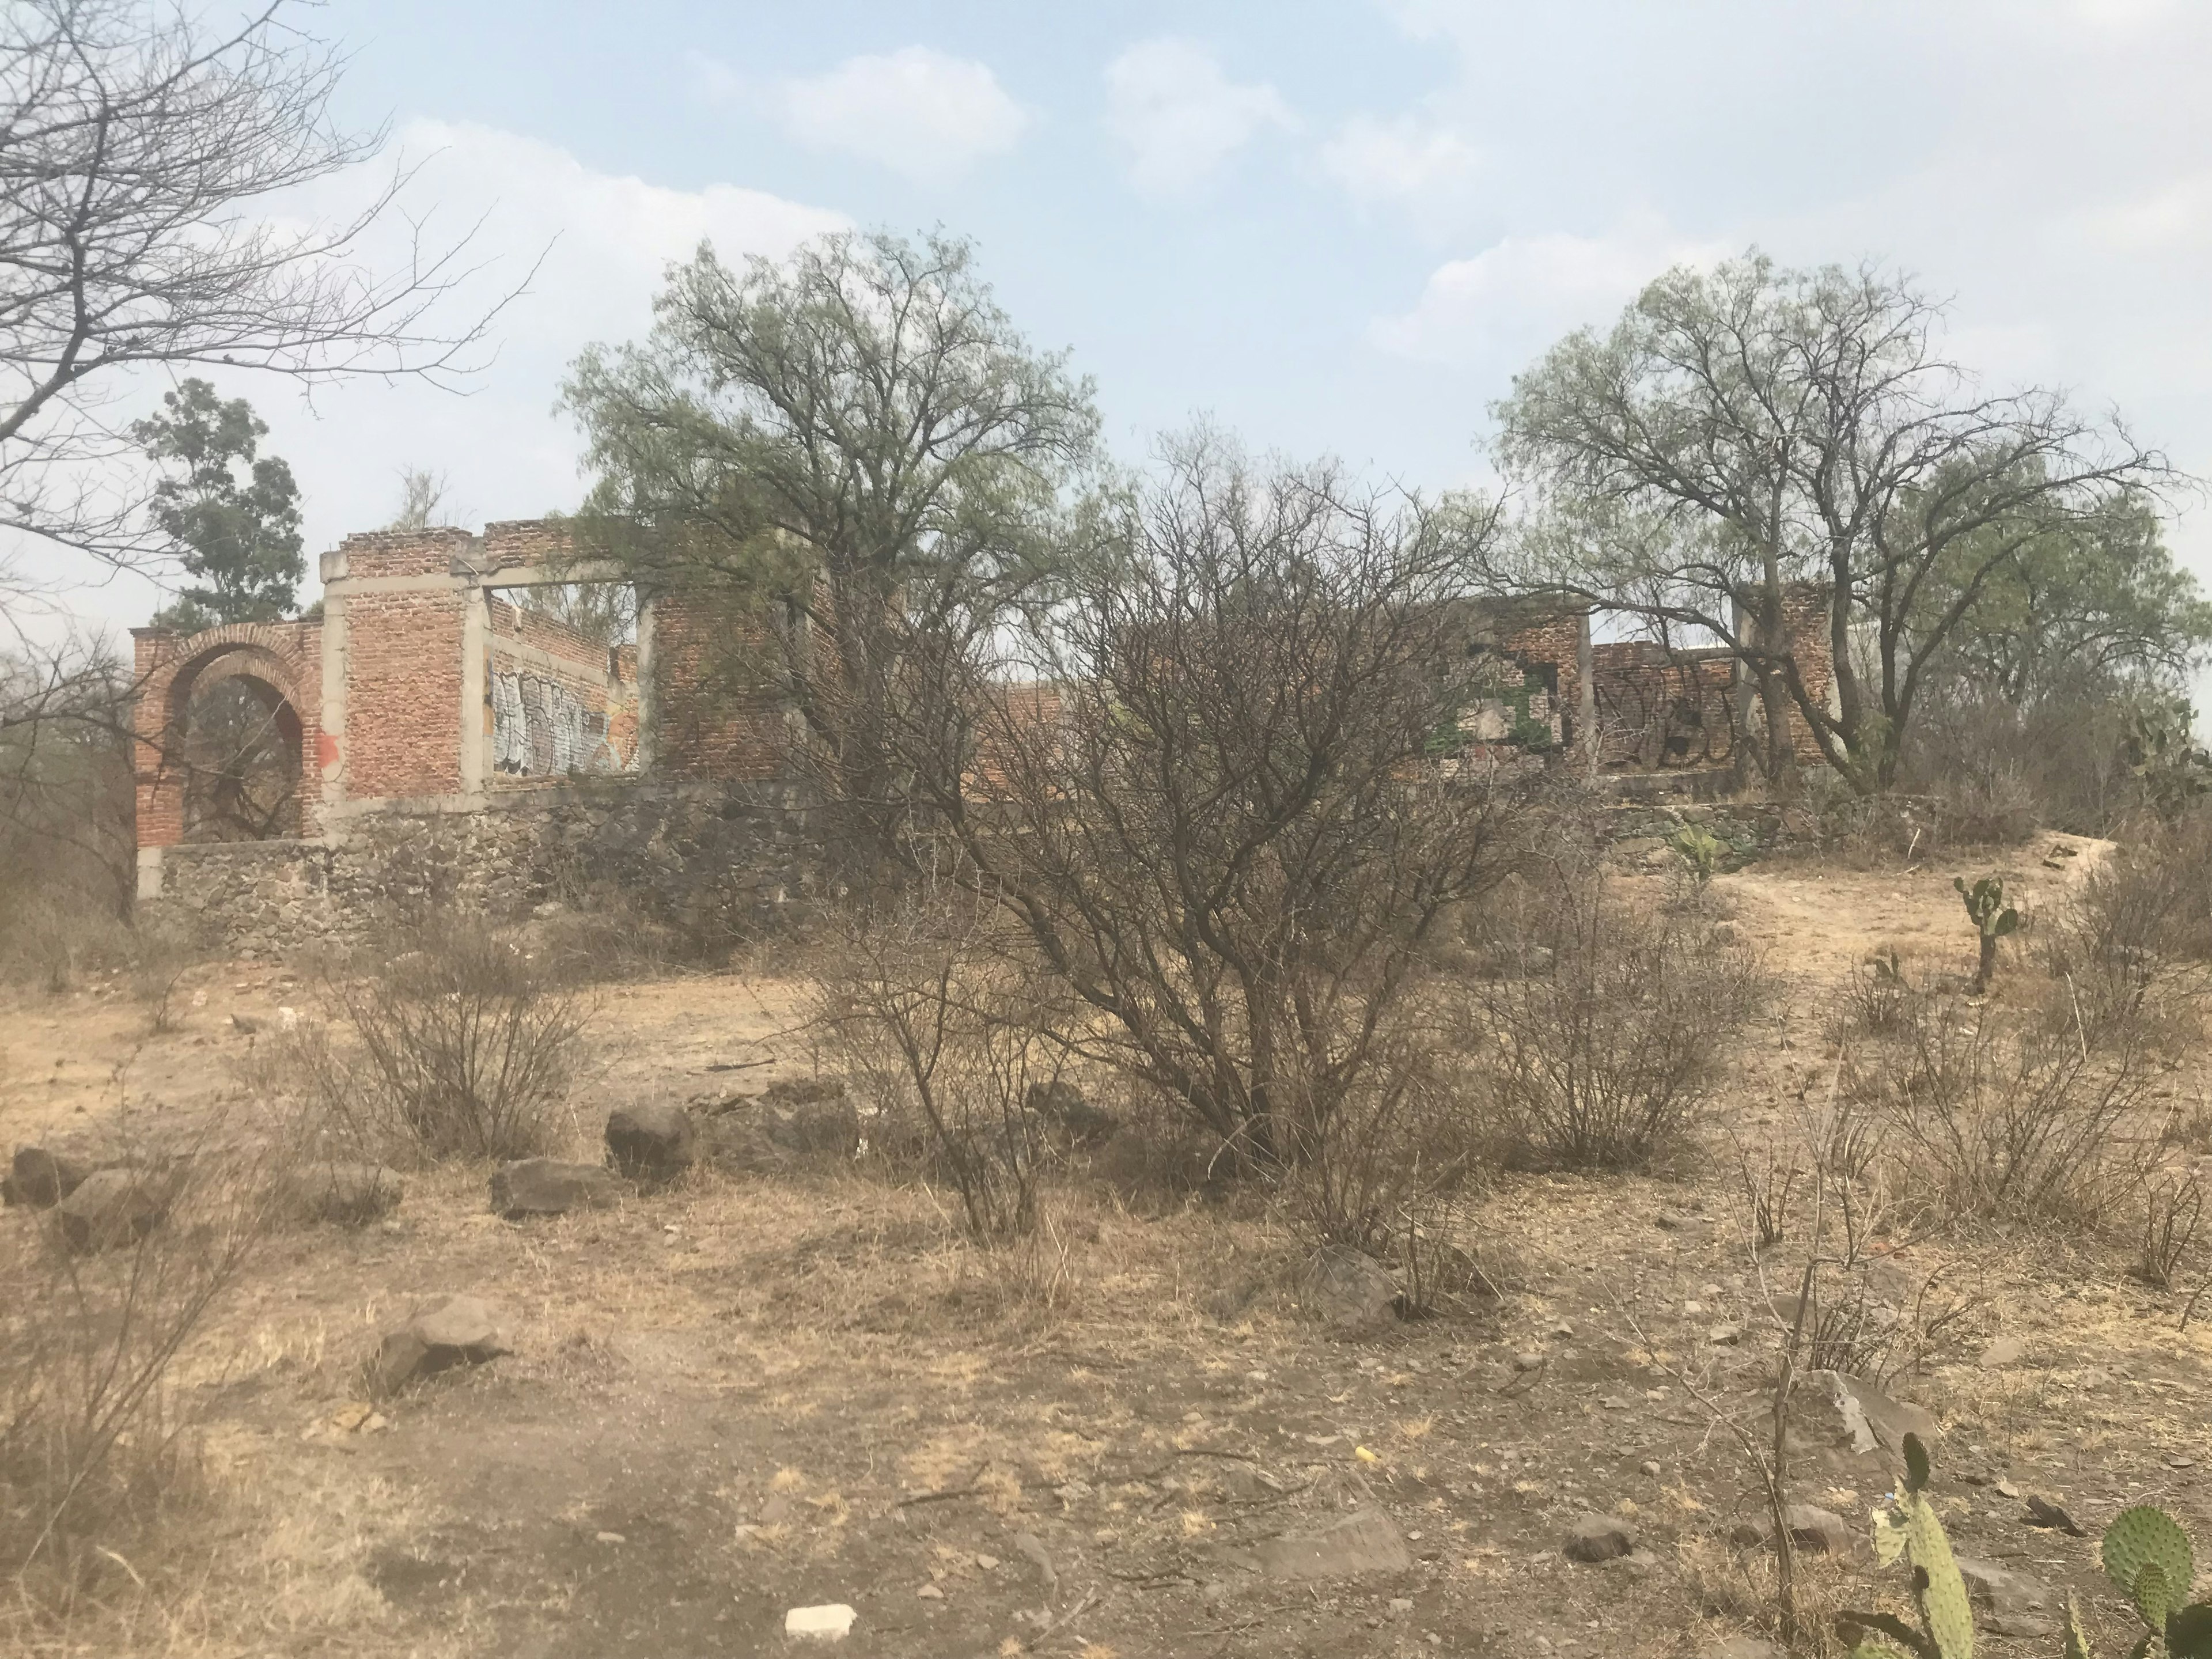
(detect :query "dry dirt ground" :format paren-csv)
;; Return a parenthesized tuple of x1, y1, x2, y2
(5, 840, 2212, 1659)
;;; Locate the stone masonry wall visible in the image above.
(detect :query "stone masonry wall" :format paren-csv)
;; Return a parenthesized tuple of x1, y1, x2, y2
(142, 779, 824, 957)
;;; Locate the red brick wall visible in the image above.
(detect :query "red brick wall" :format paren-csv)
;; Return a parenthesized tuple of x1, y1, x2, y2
(342, 586, 466, 800)
(649, 590, 788, 781)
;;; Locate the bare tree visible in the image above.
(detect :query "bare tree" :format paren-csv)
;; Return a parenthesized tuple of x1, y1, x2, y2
(894, 436, 1529, 1173)
(1490, 252, 2171, 792)
(0, 0, 521, 568)
(385, 465, 450, 531)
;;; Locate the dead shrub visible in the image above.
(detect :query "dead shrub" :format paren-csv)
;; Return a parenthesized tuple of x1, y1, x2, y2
(0, 1122, 272, 1632)
(815, 888, 1070, 1243)
(1865, 995, 2156, 1228)
(2135, 1173, 2203, 1290)
(1472, 876, 1770, 1170)
(2044, 814, 2212, 1044)
(312, 919, 590, 1163)
(1836, 947, 1917, 1038)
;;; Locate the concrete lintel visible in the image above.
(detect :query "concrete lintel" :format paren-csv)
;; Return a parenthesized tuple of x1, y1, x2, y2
(136, 845, 163, 900)
(473, 559, 631, 589)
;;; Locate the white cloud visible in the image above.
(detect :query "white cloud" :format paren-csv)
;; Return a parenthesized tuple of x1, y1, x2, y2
(146, 120, 844, 613)
(775, 47, 1028, 182)
(1372, 214, 1724, 368)
(1322, 113, 1484, 226)
(1104, 38, 1297, 202)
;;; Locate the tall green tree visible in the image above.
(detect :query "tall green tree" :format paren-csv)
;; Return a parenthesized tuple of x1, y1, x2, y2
(562, 229, 1100, 864)
(133, 379, 304, 630)
(1488, 252, 2171, 793)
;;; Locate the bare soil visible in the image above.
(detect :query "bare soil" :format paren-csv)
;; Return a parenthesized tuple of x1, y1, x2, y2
(5, 838, 2210, 1659)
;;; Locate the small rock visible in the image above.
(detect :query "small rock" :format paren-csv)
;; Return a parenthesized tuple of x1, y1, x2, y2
(604, 1101, 696, 1184)
(1297, 1245, 1402, 1334)
(1550, 1321, 1574, 1338)
(1796, 1370, 1940, 1463)
(595, 1531, 626, 1544)
(1024, 1079, 1116, 1146)
(56, 1166, 172, 1252)
(372, 1294, 512, 1395)
(761, 1078, 861, 1156)
(1013, 1531, 1058, 1602)
(488, 1158, 624, 1219)
(1563, 1514, 1635, 1563)
(230, 1012, 262, 1035)
(974, 1554, 998, 1570)
(1709, 1324, 1745, 1346)
(1995, 1478, 2020, 1499)
(916, 1583, 943, 1600)
(1639, 1460, 1662, 1477)
(1957, 1555, 2058, 1638)
(1388, 1597, 1415, 1616)
(281, 1160, 402, 1225)
(1513, 1352, 1547, 1372)
(1979, 1334, 2027, 1369)
(1253, 1509, 1413, 1580)
(1781, 1504, 1854, 1556)
(783, 1603, 855, 1642)
(3, 1145, 90, 1208)
(2024, 1495, 2084, 1535)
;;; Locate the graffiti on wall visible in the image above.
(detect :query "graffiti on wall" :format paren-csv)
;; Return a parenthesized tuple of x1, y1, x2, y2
(491, 671, 640, 777)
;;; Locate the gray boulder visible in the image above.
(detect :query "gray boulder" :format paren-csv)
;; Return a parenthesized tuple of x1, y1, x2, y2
(1795, 1370, 1941, 1464)
(1564, 1514, 1637, 1563)
(1253, 1509, 1412, 1580)
(4, 1145, 90, 1209)
(373, 1294, 513, 1395)
(1778, 1503, 1855, 1556)
(604, 1101, 696, 1183)
(57, 1167, 171, 1252)
(761, 1078, 860, 1156)
(488, 1158, 624, 1218)
(695, 1115, 777, 1175)
(1297, 1244, 1402, 1334)
(1957, 1555, 2058, 1638)
(282, 1160, 402, 1225)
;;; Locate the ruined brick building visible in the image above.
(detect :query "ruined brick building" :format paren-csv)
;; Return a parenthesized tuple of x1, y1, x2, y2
(130, 519, 1835, 952)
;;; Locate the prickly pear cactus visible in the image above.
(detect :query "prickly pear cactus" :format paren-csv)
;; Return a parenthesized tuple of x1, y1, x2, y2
(2063, 1593, 2094, 1659)
(1845, 1432, 1974, 1659)
(1956, 874, 2020, 990)
(2104, 1505, 2195, 1615)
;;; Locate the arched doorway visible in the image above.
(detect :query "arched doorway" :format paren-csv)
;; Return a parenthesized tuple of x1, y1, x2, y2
(165, 647, 306, 842)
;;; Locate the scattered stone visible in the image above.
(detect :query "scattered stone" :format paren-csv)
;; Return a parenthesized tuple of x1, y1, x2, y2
(1957, 1555, 2058, 1638)
(694, 1113, 776, 1174)
(1979, 1334, 2027, 1369)
(2025, 1495, 2084, 1535)
(1995, 1478, 2021, 1499)
(372, 1294, 512, 1395)
(1780, 1504, 1854, 1556)
(1709, 1324, 1745, 1345)
(56, 1166, 172, 1251)
(595, 1531, 626, 1544)
(1513, 1352, 1547, 1372)
(3, 1145, 89, 1208)
(1709, 1638, 1783, 1659)
(1024, 1079, 1117, 1146)
(1254, 1508, 1413, 1580)
(1388, 1597, 1415, 1617)
(1297, 1245, 1402, 1334)
(604, 1101, 696, 1183)
(1639, 1459, 1662, 1477)
(488, 1158, 624, 1219)
(1013, 1532, 1058, 1603)
(1563, 1514, 1636, 1563)
(281, 1160, 402, 1225)
(783, 1603, 855, 1642)
(974, 1553, 999, 1571)
(761, 1078, 861, 1156)
(1797, 1370, 1940, 1463)
(916, 1583, 943, 1600)
(1550, 1321, 1574, 1338)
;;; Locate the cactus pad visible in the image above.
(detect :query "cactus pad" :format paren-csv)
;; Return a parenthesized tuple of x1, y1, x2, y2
(1903, 1490, 1974, 1659)
(2104, 1505, 2194, 1612)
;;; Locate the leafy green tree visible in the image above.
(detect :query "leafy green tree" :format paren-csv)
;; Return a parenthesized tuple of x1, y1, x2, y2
(1489, 252, 2170, 793)
(562, 229, 1100, 865)
(133, 380, 304, 631)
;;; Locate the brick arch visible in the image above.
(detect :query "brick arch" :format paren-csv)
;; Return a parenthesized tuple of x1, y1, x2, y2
(133, 619, 323, 849)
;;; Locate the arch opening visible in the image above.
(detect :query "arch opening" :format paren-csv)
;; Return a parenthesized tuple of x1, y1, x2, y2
(176, 668, 304, 842)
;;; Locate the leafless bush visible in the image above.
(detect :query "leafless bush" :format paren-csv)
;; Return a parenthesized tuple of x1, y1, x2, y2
(1837, 947, 1918, 1038)
(1731, 1130, 1801, 1250)
(1472, 875, 1770, 1170)
(2044, 814, 2212, 1043)
(0, 1120, 273, 1631)
(1866, 996, 2157, 1227)
(2136, 1174, 2203, 1290)
(313, 920, 590, 1163)
(815, 888, 1071, 1243)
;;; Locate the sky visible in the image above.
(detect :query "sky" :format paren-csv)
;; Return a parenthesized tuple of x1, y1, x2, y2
(24, 0, 2212, 658)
